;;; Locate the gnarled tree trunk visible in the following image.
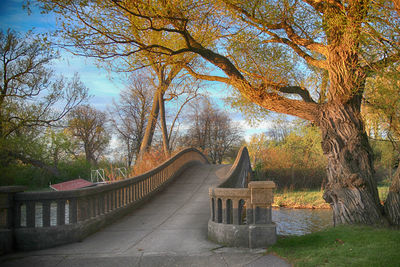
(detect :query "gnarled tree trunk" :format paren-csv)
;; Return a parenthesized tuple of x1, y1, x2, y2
(318, 101, 384, 225)
(384, 167, 400, 225)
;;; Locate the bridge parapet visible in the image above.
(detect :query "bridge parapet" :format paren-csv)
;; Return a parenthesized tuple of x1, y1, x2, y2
(0, 148, 208, 253)
(208, 147, 277, 248)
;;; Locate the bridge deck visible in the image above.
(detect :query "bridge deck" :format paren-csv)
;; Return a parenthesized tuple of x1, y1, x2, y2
(1, 164, 289, 266)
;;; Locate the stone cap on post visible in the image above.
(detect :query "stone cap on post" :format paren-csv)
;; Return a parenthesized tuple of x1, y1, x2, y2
(248, 181, 275, 206)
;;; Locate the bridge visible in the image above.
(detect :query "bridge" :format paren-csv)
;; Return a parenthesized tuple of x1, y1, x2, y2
(0, 148, 289, 266)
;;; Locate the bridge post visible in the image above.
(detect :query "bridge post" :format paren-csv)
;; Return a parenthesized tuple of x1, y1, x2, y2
(248, 181, 276, 248)
(0, 186, 26, 254)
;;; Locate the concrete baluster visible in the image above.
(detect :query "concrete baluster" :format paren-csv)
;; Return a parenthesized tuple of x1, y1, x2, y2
(210, 197, 215, 222)
(26, 201, 36, 228)
(221, 198, 227, 224)
(69, 199, 77, 224)
(100, 193, 105, 214)
(77, 197, 88, 221)
(217, 198, 222, 223)
(56, 200, 65, 225)
(42, 201, 51, 227)
(232, 199, 239, 225)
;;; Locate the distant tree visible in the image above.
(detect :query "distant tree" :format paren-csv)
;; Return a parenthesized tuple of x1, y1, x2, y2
(67, 105, 110, 165)
(110, 74, 153, 166)
(0, 29, 88, 175)
(266, 116, 294, 144)
(185, 100, 242, 164)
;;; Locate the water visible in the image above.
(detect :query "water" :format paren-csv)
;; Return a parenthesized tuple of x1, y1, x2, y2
(273, 208, 333, 236)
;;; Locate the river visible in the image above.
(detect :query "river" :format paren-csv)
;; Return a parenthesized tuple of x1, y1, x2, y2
(273, 208, 333, 236)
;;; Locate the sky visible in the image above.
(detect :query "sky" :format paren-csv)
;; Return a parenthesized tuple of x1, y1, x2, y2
(0, 0, 275, 140)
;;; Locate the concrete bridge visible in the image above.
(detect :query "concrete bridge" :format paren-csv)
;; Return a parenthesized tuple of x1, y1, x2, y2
(0, 148, 289, 266)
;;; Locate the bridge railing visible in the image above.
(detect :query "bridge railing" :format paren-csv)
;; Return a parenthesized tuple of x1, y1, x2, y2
(0, 148, 208, 253)
(208, 147, 277, 248)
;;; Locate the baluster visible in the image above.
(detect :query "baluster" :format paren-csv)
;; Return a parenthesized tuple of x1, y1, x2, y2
(121, 187, 125, 207)
(222, 198, 227, 224)
(94, 196, 98, 217)
(69, 199, 77, 224)
(119, 188, 122, 208)
(14, 202, 22, 228)
(217, 198, 222, 223)
(57, 200, 65, 225)
(132, 183, 137, 202)
(105, 192, 109, 212)
(226, 199, 232, 224)
(100, 193, 105, 214)
(77, 197, 87, 221)
(232, 199, 239, 225)
(210, 197, 215, 222)
(110, 191, 115, 211)
(131, 184, 134, 203)
(26, 201, 35, 228)
(88, 197, 94, 218)
(114, 189, 118, 209)
(42, 201, 51, 227)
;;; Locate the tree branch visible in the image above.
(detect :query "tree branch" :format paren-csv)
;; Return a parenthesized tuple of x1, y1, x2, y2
(182, 65, 232, 84)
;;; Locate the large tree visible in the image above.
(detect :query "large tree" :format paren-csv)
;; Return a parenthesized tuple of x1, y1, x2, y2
(38, 0, 400, 225)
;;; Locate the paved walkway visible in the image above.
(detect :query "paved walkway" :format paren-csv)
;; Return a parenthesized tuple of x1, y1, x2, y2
(1, 164, 290, 267)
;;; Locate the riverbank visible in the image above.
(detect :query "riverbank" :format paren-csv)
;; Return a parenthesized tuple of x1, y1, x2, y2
(273, 186, 389, 209)
(268, 225, 400, 266)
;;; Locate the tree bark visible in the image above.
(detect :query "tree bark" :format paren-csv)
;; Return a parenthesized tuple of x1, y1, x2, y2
(138, 89, 160, 158)
(158, 90, 170, 157)
(384, 167, 400, 225)
(318, 102, 384, 225)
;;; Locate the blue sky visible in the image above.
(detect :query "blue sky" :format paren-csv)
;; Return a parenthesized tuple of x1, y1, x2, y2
(0, 0, 123, 109)
(0, 0, 274, 140)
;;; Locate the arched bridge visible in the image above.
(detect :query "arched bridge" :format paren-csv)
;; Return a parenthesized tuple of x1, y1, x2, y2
(0, 148, 288, 266)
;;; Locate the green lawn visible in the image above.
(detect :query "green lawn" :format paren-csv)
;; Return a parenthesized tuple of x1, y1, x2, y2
(269, 225, 400, 267)
(273, 186, 390, 209)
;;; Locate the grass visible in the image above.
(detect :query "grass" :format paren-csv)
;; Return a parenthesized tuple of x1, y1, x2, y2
(268, 225, 400, 267)
(273, 186, 390, 209)
(273, 189, 329, 209)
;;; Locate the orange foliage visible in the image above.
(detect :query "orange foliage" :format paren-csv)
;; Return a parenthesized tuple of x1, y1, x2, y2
(129, 149, 169, 177)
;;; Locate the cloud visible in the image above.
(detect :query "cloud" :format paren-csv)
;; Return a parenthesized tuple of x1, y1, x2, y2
(233, 119, 273, 142)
